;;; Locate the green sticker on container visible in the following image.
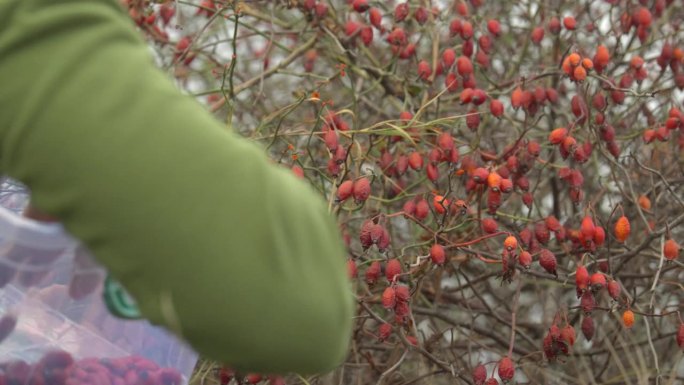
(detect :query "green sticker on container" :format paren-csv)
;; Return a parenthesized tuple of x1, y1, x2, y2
(103, 275, 143, 320)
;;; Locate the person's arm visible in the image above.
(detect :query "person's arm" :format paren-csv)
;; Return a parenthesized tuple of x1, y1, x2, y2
(0, 0, 352, 374)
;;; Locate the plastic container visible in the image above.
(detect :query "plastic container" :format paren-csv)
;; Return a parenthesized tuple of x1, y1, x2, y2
(0, 178, 198, 384)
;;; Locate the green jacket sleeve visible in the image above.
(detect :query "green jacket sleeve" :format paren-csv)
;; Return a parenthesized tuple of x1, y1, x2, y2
(0, 0, 353, 374)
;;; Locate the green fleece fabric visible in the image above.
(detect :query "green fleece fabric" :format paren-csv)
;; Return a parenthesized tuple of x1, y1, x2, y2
(0, 0, 352, 374)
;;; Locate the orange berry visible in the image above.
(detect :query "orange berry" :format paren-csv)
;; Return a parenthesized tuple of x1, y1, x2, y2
(562, 56, 573, 75)
(614, 215, 631, 243)
(511, 87, 524, 109)
(622, 309, 635, 328)
(549, 127, 568, 144)
(433, 195, 449, 214)
(567, 53, 581, 66)
(581, 58, 594, 70)
(504, 235, 518, 251)
(573, 66, 587, 81)
(638, 195, 651, 210)
(487, 171, 502, 192)
(664, 239, 680, 261)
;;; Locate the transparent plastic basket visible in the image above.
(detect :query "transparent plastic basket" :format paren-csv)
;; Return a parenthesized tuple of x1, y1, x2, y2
(0, 177, 198, 384)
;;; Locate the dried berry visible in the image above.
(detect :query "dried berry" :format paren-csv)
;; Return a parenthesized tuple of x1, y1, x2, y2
(560, 325, 576, 347)
(382, 286, 397, 308)
(581, 291, 596, 313)
(353, 177, 372, 202)
(385, 259, 402, 282)
(539, 248, 557, 276)
(395, 284, 410, 302)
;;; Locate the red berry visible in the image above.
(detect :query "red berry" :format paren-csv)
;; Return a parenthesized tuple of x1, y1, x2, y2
(580, 291, 596, 313)
(369, 7, 382, 30)
(590, 273, 606, 289)
(560, 325, 576, 347)
(352, 0, 369, 13)
(456, 56, 473, 76)
(413, 6, 428, 25)
(352, 177, 372, 202)
(607, 280, 621, 300)
(442, 48, 456, 68)
(497, 356, 515, 382)
(378, 323, 392, 341)
(430, 244, 446, 265)
(581, 216, 596, 240)
(394, 3, 409, 22)
(385, 259, 402, 282)
(408, 151, 423, 170)
(487, 19, 501, 36)
(664, 239, 680, 260)
(382, 286, 397, 308)
(575, 265, 590, 291)
(336, 180, 353, 202)
(395, 284, 410, 302)
(417, 60, 432, 80)
(415, 199, 429, 220)
(472, 364, 487, 385)
(481, 218, 498, 234)
(539, 249, 557, 276)
(563, 16, 576, 30)
(593, 226, 606, 246)
(365, 261, 382, 285)
(531, 27, 544, 44)
(490, 99, 504, 117)
(519, 251, 532, 269)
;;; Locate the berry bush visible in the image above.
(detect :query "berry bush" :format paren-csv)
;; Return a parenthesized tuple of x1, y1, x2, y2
(126, 0, 683, 384)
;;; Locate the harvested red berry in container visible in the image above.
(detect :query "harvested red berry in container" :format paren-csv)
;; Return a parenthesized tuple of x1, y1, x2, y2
(0, 181, 197, 384)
